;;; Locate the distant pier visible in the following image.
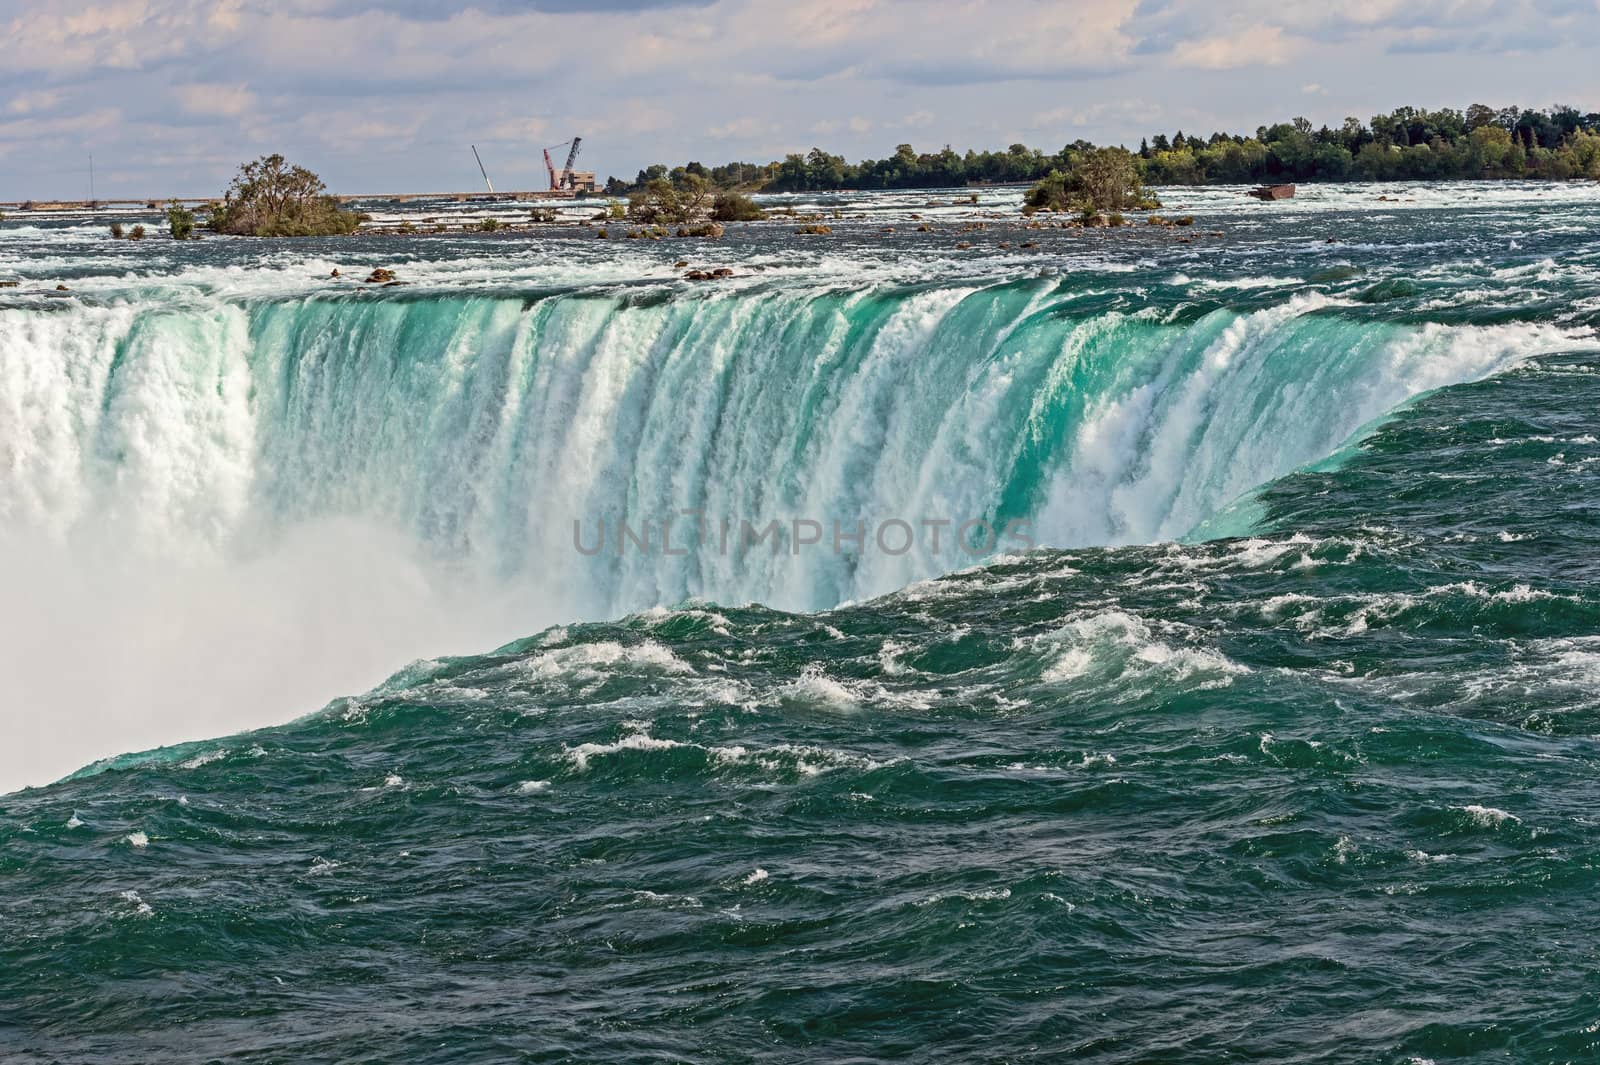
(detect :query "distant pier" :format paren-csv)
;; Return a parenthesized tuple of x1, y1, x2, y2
(1, 190, 586, 212)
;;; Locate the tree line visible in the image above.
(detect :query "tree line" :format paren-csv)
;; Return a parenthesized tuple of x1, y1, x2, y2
(608, 104, 1600, 194)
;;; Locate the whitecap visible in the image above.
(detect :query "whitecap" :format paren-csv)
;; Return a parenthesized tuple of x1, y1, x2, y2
(1455, 804, 1520, 828)
(566, 730, 687, 771)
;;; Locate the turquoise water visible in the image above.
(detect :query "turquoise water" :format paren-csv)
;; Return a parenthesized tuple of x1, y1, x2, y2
(2, 182, 1599, 1061)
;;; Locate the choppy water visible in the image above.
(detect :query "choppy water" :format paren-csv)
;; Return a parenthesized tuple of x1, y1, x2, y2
(3, 181, 1599, 1062)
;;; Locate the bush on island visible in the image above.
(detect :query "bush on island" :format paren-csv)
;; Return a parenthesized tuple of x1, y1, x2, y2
(1025, 147, 1147, 215)
(166, 201, 197, 240)
(628, 175, 711, 225)
(710, 190, 764, 221)
(206, 155, 364, 237)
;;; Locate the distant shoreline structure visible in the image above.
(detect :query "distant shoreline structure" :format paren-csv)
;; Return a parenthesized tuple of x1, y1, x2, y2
(0, 189, 586, 214)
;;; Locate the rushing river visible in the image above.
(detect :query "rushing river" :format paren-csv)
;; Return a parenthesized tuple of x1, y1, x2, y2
(3, 180, 1599, 1062)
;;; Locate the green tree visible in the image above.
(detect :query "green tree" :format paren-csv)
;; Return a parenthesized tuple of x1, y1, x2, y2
(1026, 147, 1145, 214)
(166, 201, 196, 240)
(208, 154, 363, 237)
(710, 190, 764, 221)
(628, 173, 712, 224)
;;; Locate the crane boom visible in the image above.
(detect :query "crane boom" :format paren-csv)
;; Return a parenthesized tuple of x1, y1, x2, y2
(471, 145, 495, 194)
(562, 137, 582, 184)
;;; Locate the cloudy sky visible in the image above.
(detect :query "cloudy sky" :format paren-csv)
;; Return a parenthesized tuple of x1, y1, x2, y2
(1, 0, 1596, 199)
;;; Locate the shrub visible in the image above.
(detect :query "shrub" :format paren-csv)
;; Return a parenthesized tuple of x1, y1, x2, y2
(1024, 148, 1146, 215)
(477, 217, 502, 232)
(628, 174, 711, 225)
(129, 225, 146, 241)
(166, 201, 196, 240)
(529, 207, 557, 223)
(109, 222, 125, 239)
(206, 154, 363, 237)
(710, 190, 764, 221)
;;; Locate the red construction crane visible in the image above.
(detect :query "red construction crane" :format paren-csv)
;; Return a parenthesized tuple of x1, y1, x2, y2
(543, 137, 583, 190)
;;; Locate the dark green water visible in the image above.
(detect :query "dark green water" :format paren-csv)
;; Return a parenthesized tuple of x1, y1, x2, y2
(3, 182, 1600, 1062)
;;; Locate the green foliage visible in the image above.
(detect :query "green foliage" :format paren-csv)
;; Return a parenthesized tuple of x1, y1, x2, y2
(710, 190, 764, 221)
(1025, 148, 1146, 214)
(628, 174, 712, 225)
(207, 154, 363, 237)
(166, 201, 196, 240)
(610, 104, 1600, 196)
(477, 217, 502, 232)
(529, 207, 558, 223)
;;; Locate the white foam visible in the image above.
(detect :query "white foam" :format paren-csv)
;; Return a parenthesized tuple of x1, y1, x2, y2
(1455, 804, 1520, 828)
(119, 889, 154, 917)
(523, 641, 692, 680)
(917, 886, 1011, 906)
(779, 665, 861, 711)
(566, 730, 687, 771)
(180, 749, 226, 770)
(1037, 610, 1248, 689)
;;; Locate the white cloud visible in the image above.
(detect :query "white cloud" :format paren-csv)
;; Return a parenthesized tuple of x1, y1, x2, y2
(0, 0, 1596, 198)
(709, 116, 772, 139)
(7, 90, 63, 115)
(1175, 25, 1300, 69)
(173, 84, 258, 118)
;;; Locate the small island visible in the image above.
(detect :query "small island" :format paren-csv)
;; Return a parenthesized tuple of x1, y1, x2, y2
(205, 154, 364, 237)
